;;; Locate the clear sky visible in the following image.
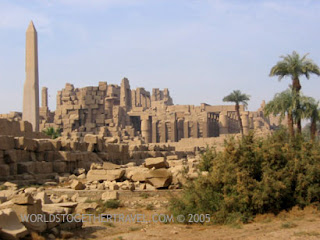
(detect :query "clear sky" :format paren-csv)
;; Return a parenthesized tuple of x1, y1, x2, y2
(1, 0, 320, 113)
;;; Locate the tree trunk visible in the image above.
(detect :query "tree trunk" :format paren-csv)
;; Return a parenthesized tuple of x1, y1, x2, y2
(310, 118, 317, 140)
(292, 78, 302, 134)
(288, 112, 295, 138)
(292, 78, 301, 92)
(236, 104, 244, 137)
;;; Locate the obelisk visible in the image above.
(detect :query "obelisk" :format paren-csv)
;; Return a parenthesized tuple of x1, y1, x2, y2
(23, 21, 39, 132)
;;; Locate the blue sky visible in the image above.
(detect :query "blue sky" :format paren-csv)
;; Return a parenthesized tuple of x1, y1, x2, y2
(1, 0, 320, 113)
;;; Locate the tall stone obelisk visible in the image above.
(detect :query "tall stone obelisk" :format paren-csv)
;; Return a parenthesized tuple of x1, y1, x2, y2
(23, 21, 39, 132)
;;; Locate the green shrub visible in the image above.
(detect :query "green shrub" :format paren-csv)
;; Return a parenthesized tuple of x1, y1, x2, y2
(146, 203, 155, 210)
(104, 199, 121, 209)
(198, 147, 217, 172)
(169, 130, 320, 224)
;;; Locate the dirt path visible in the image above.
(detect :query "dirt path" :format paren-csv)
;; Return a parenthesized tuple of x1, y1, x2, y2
(70, 205, 320, 240)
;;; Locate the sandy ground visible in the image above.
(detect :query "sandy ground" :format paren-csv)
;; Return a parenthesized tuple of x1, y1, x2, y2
(63, 193, 320, 240)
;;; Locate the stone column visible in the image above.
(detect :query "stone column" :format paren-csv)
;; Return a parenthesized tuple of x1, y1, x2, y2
(242, 112, 249, 135)
(219, 111, 229, 134)
(202, 120, 208, 138)
(192, 121, 198, 138)
(41, 87, 48, 108)
(160, 121, 167, 143)
(131, 90, 136, 108)
(249, 113, 254, 129)
(23, 21, 39, 132)
(170, 120, 177, 142)
(177, 118, 184, 141)
(183, 120, 189, 138)
(120, 77, 131, 111)
(141, 117, 150, 143)
(152, 120, 158, 143)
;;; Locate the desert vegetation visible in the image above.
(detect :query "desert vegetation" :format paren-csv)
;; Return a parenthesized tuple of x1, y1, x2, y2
(169, 130, 320, 224)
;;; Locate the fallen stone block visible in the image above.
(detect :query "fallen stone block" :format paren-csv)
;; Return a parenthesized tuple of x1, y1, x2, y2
(146, 169, 172, 188)
(144, 157, 169, 169)
(102, 162, 121, 170)
(0, 208, 28, 240)
(101, 191, 119, 201)
(87, 169, 125, 181)
(70, 180, 85, 190)
(11, 193, 34, 205)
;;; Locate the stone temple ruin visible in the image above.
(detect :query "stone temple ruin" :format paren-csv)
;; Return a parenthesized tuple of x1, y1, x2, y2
(0, 21, 285, 240)
(39, 78, 274, 143)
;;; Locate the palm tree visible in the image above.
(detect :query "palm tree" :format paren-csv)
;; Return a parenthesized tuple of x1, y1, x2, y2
(269, 51, 320, 133)
(223, 90, 250, 137)
(300, 96, 319, 140)
(42, 127, 61, 139)
(264, 89, 297, 137)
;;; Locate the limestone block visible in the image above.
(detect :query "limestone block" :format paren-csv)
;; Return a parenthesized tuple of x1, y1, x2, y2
(52, 161, 67, 173)
(125, 167, 149, 182)
(86, 169, 125, 181)
(12, 193, 34, 205)
(84, 134, 98, 144)
(20, 120, 33, 133)
(35, 162, 53, 174)
(102, 162, 121, 170)
(34, 192, 52, 204)
(36, 140, 53, 152)
(4, 150, 17, 163)
(146, 169, 172, 188)
(17, 162, 35, 174)
(167, 155, 179, 160)
(0, 136, 15, 150)
(0, 164, 10, 177)
(144, 157, 169, 169)
(101, 191, 119, 201)
(70, 180, 85, 190)
(15, 137, 37, 151)
(0, 208, 28, 240)
(75, 202, 98, 214)
(11, 199, 47, 232)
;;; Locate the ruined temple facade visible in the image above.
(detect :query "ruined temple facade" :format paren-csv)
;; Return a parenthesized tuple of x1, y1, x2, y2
(39, 78, 274, 143)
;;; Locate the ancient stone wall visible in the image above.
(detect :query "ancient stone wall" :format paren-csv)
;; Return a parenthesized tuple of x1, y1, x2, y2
(38, 78, 273, 143)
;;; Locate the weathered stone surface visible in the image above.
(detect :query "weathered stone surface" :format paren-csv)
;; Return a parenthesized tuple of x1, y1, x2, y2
(70, 180, 85, 190)
(34, 192, 52, 204)
(23, 21, 39, 132)
(146, 169, 172, 188)
(4, 150, 17, 163)
(144, 157, 168, 169)
(3, 182, 18, 190)
(11, 193, 34, 205)
(84, 134, 98, 144)
(75, 202, 98, 214)
(102, 162, 121, 170)
(7, 199, 47, 233)
(36, 139, 53, 152)
(101, 191, 119, 201)
(53, 161, 67, 173)
(126, 167, 149, 182)
(87, 169, 125, 181)
(0, 208, 28, 240)
(35, 161, 53, 173)
(16, 137, 37, 151)
(0, 135, 15, 150)
(166, 155, 179, 160)
(0, 164, 10, 177)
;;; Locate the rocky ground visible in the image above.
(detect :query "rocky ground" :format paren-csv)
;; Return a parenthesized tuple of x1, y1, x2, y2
(73, 204, 320, 240)
(1, 156, 320, 240)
